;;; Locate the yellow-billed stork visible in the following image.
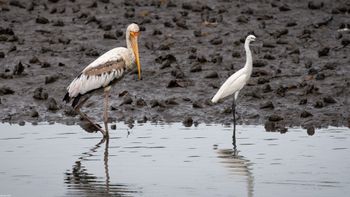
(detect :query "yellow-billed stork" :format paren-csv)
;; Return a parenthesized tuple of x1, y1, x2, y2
(63, 23, 141, 138)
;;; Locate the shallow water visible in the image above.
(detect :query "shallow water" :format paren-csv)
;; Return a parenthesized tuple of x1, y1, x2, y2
(0, 123, 349, 197)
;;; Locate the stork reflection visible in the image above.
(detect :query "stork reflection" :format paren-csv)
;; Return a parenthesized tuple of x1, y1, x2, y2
(64, 122, 139, 196)
(215, 146, 254, 197)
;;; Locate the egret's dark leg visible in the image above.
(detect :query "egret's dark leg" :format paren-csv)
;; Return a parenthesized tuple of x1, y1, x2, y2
(103, 87, 110, 138)
(232, 98, 237, 149)
(74, 96, 106, 136)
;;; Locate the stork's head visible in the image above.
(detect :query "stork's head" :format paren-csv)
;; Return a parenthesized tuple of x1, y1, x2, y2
(127, 23, 142, 80)
(246, 35, 256, 42)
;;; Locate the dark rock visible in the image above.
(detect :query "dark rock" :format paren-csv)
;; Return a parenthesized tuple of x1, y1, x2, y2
(323, 96, 336, 104)
(260, 101, 274, 109)
(192, 100, 203, 108)
(190, 64, 202, 72)
(210, 37, 223, 45)
(273, 29, 288, 38)
(13, 62, 24, 75)
(205, 71, 218, 78)
(341, 38, 350, 47)
(306, 126, 315, 136)
(318, 47, 329, 57)
(299, 98, 307, 105)
(262, 41, 276, 48)
(232, 51, 241, 58)
(313, 16, 333, 28)
(171, 68, 185, 79)
(58, 37, 71, 45)
(120, 96, 133, 105)
(264, 121, 275, 131)
(47, 97, 59, 111)
(153, 29, 162, 35)
(9, 0, 26, 8)
(115, 30, 123, 37)
(279, 4, 290, 11)
(0, 52, 4, 58)
(323, 62, 336, 70)
(176, 19, 188, 29)
(0, 87, 15, 95)
(19, 121, 25, 126)
(262, 84, 272, 93)
(301, 110, 313, 118)
(45, 75, 59, 84)
(257, 77, 269, 84)
(197, 55, 207, 63)
(314, 100, 324, 108)
(58, 62, 65, 67)
(252, 69, 269, 77)
(276, 85, 287, 97)
(237, 15, 249, 23)
(305, 60, 312, 68)
(164, 98, 178, 105)
(167, 80, 182, 88)
(136, 98, 147, 107)
(36, 16, 49, 24)
(48, 0, 60, 3)
(29, 56, 40, 64)
(110, 124, 116, 130)
(308, 68, 318, 75)
(164, 21, 174, 28)
(85, 49, 99, 57)
(103, 32, 117, 39)
(160, 60, 172, 69)
(315, 73, 325, 80)
(0, 27, 14, 35)
(286, 21, 297, 27)
(41, 62, 51, 68)
(158, 43, 170, 50)
(30, 110, 39, 118)
(193, 30, 202, 37)
(182, 116, 193, 127)
(33, 87, 48, 100)
(308, 1, 323, 10)
(253, 59, 267, 67)
(52, 20, 64, 26)
(268, 114, 283, 122)
(263, 54, 275, 60)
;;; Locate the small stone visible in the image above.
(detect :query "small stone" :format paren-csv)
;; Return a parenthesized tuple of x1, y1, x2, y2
(136, 98, 147, 107)
(264, 121, 275, 131)
(253, 59, 267, 67)
(236, 15, 249, 23)
(150, 99, 160, 108)
(260, 101, 274, 109)
(33, 87, 48, 100)
(268, 114, 283, 122)
(205, 71, 218, 78)
(160, 60, 172, 69)
(29, 56, 40, 64)
(323, 96, 336, 104)
(52, 20, 64, 26)
(110, 124, 116, 130)
(210, 37, 223, 45)
(193, 30, 201, 37)
(262, 41, 276, 48)
(13, 61, 24, 75)
(300, 110, 313, 118)
(299, 98, 307, 105)
(0, 52, 4, 58)
(314, 100, 324, 108)
(315, 73, 325, 80)
(167, 80, 182, 88)
(232, 51, 241, 58)
(176, 19, 188, 29)
(36, 16, 49, 24)
(47, 97, 59, 111)
(9, 0, 26, 8)
(103, 32, 117, 39)
(192, 100, 203, 108)
(263, 54, 275, 60)
(262, 84, 272, 93)
(171, 68, 185, 79)
(190, 64, 202, 72)
(341, 38, 350, 47)
(306, 126, 315, 136)
(19, 121, 25, 126)
(120, 96, 133, 105)
(41, 62, 51, 68)
(279, 4, 290, 11)
(308, 1, 323, 10)
(182, 116, 193, 127)
(318, 47, 330, 57)
(30, 110, 39, 117)
(0, 87, 15, 95)
(276, 85, 287, 97)
(45, 75, 59, 84)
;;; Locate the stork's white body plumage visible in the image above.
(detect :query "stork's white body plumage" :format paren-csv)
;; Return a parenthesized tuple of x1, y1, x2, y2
(63, 23, 142, 138)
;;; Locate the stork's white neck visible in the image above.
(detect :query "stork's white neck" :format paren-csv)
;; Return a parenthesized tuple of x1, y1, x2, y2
(126, 31, 132, 51)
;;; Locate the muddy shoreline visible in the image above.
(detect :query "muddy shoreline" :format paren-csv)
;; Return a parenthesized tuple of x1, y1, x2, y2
(0, 0, 349, 131)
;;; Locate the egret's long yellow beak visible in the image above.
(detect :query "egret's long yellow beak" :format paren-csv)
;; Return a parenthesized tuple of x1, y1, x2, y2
(130, 32, 141, 80)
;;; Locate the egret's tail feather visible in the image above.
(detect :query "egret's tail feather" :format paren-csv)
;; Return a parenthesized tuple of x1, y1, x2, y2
(72, 94, 82, 108)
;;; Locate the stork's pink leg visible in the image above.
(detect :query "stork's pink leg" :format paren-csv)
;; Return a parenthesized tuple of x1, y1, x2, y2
(103, 86, 111, 138)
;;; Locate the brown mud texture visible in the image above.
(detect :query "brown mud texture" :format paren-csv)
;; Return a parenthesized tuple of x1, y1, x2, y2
(0, 0, 349, 131)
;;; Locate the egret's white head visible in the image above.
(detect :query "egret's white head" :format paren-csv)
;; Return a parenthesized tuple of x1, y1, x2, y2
(246, 35, 256, 42)
(126, 23, 141, 80)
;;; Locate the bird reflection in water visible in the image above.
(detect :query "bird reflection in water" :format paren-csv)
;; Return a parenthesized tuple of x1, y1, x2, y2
(215, 145, 254, 197)
(64, 121, 140, 196)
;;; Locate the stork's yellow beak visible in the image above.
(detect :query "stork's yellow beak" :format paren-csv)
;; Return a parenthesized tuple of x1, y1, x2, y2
(130, 31, 141, 80)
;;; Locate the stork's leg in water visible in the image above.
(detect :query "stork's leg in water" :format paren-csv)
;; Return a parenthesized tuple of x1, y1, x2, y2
(232, 98, 237, 148)
(74, 96, 106, 136)
(103, 86, 110, 138)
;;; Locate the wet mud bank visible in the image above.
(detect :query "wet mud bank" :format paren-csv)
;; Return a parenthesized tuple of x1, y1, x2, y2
(0, 0, 349, 131)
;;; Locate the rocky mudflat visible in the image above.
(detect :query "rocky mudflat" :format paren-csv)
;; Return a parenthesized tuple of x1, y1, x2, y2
(0, 0, 349, 131)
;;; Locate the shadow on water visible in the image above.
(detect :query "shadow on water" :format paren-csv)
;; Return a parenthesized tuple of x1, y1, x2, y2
(64, 122, 141, 196)
(215, 145, 254, 197)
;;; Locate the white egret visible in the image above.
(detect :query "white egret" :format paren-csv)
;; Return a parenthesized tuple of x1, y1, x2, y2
(211, 35, 256, 145)
(63, 23, 142, 138)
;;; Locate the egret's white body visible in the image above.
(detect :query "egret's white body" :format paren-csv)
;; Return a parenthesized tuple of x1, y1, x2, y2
(63, 23, 142, 138)
(211, 35, 256, 147)
(211, 35, 256, 103)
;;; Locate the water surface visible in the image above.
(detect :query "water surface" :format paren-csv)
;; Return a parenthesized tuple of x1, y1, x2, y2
(0, 123, 349, 197)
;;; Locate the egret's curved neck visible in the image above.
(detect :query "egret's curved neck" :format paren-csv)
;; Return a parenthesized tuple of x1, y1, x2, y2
(244, 40, 252, 71)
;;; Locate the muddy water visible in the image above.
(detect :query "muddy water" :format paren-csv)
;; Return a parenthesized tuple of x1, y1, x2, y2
(0, 123, 349, 197)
